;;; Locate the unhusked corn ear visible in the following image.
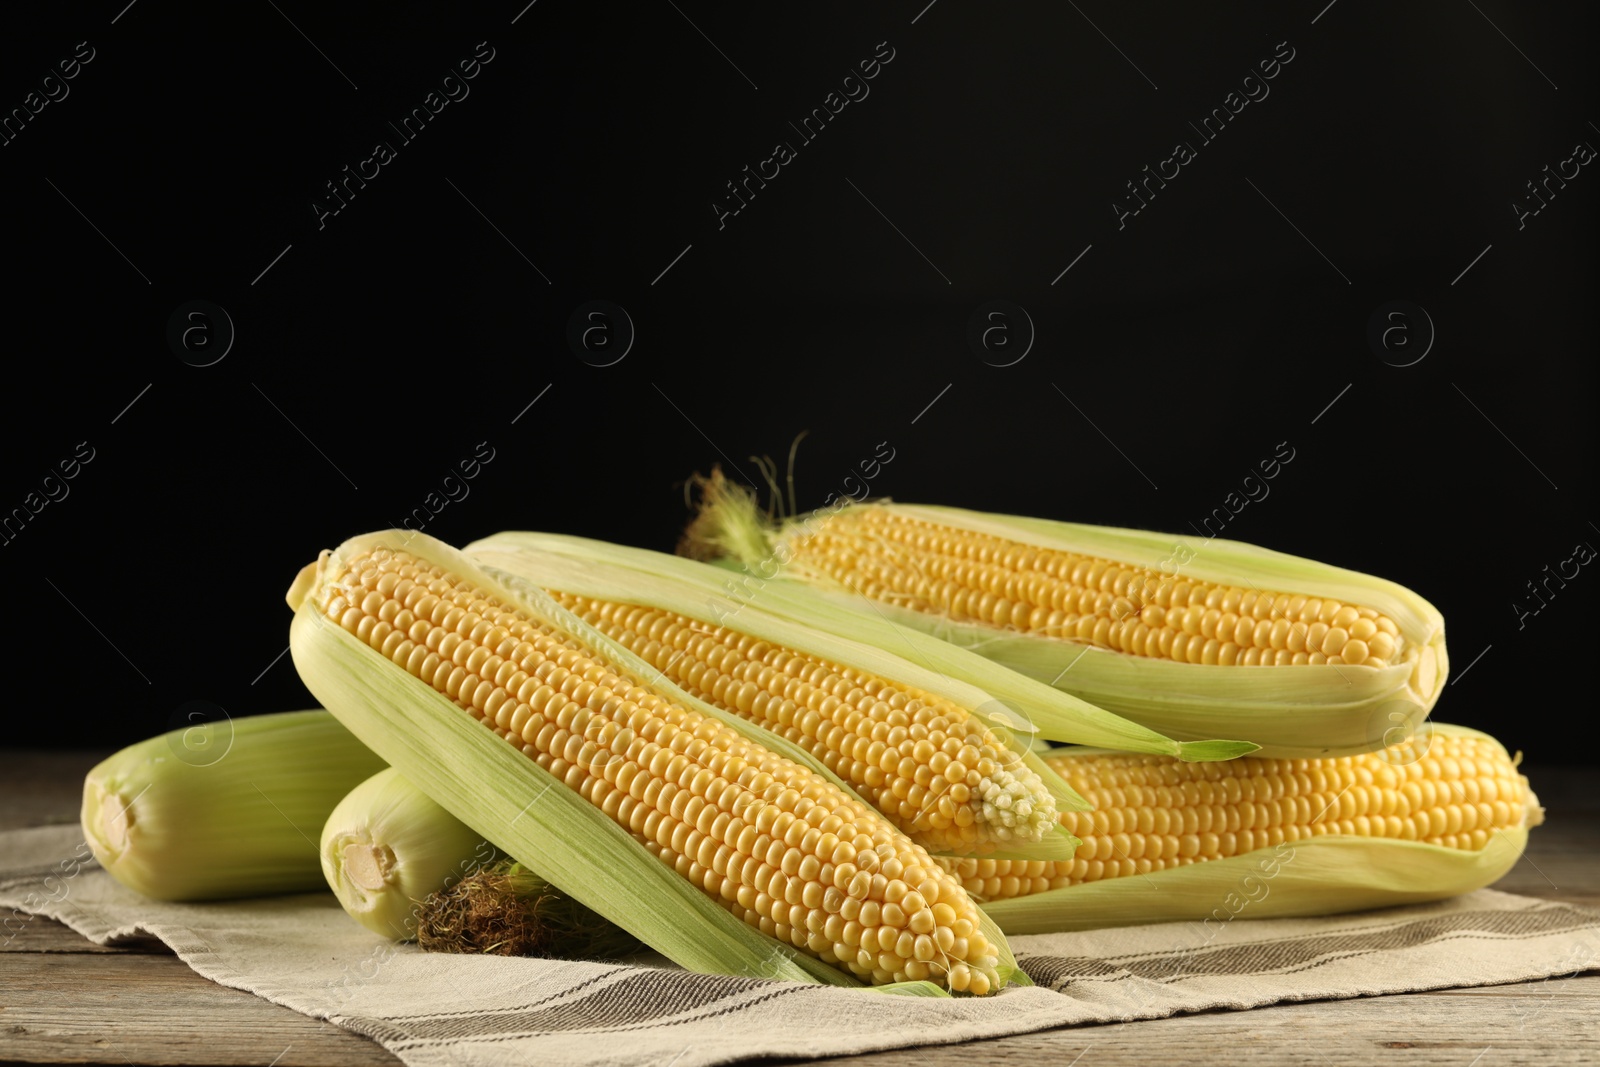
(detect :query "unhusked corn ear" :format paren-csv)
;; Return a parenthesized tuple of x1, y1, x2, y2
(938, 724, 1542, 930)
(82, 710, 387, 901)
(288, 532, 1007, 993)
(322, 767, 494, 940)
(551, 592, 1057, 853)
(326, 769, 640, 959)
(681, 474, 1448, 758)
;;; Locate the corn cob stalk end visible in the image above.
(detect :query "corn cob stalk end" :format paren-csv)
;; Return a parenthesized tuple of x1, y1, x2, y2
(321, 767, 494, 940)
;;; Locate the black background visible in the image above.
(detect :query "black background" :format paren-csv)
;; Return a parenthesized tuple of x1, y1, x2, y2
(2, 3, 1594, 765)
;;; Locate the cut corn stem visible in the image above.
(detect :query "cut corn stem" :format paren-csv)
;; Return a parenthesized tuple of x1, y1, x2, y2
(321, 767, 495, 939)
(81, 710, 388, 901)
(288, 531, 1015, 993)
(680, 475, 1447, 758)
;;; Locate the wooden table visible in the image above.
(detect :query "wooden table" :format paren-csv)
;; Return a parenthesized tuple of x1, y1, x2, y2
(4, 750, 1597, 1066)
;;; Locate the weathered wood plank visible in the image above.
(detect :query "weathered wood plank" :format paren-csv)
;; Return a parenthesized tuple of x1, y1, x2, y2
(0, 749, 111, 833)
(794, 977, 1600, 1067)
(1488, 806, 1600, 908)
(0, 952, 398, 1066)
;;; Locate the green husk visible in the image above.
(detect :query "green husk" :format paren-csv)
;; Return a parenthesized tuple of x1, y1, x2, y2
(869, 981, 953, 997)
(465, 532, 1257, 774)
(321, 767, 495, 940)
(81, 709, 388, 901)
(983, 827, 1531, 934)
(682, 486, 1447, 758)
(288, 531, 1024, 991)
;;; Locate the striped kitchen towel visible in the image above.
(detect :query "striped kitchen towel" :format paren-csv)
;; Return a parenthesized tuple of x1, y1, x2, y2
(3, 825, 1596, 1067)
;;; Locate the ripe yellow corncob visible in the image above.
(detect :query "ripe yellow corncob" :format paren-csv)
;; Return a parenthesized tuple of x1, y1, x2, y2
(288, 532, 1015, 993)
(550, 592, 1058, 854)
(937, 724, 1542, 932)
(682, 474, 1448, 758)
(803, 509, 1408, 670)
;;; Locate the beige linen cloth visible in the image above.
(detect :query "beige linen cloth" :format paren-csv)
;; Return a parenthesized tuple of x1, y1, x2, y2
(4, 825, 1596, 1067)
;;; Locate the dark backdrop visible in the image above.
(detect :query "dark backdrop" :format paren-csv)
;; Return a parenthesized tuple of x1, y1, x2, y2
(3, 3, 1594, 763)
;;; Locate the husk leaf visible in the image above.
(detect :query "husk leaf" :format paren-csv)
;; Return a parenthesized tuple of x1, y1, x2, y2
(983, 827, 1530, 934)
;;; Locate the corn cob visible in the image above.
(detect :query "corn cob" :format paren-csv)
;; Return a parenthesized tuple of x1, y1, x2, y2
(940, 724, 1542, 932)
(465, 531, 1257, 787)
(681, 474, 1447, 758)
(549, 591, 1059, 854)
(287, 532, 1016, 993)
(81, 710, 387, 901)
